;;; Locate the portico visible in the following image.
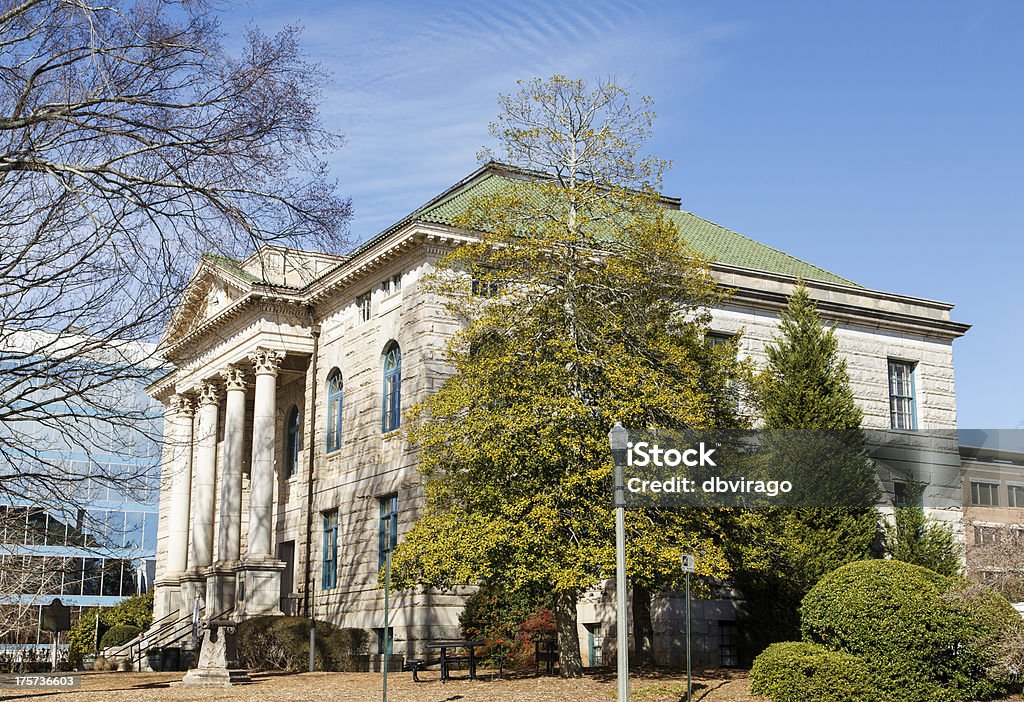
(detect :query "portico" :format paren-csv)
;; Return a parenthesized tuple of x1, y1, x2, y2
(152, 345, 299, 625)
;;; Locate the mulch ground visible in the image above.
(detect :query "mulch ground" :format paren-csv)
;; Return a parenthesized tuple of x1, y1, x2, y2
(0, 668, 757, 702)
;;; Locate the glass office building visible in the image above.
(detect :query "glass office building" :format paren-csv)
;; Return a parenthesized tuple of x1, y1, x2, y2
(0, 333, 162, 650)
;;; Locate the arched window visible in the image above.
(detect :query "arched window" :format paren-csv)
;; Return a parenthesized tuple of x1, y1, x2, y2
(381, 342, 402, 433)
(285, 406, 300, 478)
(326, 369, 343, 452)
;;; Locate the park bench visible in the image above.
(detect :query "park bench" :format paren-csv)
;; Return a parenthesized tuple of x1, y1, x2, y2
(406, 640, 487, 682)
(534, 639, 558, 676)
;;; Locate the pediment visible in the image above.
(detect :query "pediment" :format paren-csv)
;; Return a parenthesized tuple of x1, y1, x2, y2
(160, 258, 253, 350)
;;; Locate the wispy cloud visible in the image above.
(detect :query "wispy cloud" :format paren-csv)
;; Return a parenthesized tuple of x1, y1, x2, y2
(229, 0, 741, 242)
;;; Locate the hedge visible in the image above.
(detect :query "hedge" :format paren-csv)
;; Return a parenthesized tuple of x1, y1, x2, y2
(800, 559, 1021, 702)
(750, 641, 880, 702)
(100, 624, 142, 649)
(236, 617, 369, 671)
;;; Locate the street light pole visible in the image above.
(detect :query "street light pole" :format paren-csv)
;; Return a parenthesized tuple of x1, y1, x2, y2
(609, 422, 630, 702)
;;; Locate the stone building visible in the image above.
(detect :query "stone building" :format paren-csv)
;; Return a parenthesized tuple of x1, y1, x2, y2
(959, 429, 1024, 605)
(148, 162, 970, 666)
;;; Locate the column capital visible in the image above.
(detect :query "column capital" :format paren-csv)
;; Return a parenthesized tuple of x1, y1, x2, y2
(220, 366, 248, 392)
(249, 348, 285, 376)
(197, 380, 222, 407)
(170, 393, 196, 417)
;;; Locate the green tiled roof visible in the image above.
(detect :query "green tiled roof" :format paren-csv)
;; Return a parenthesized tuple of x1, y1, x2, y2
(202, 253, 262, 283)
(411, 169, 859, 288)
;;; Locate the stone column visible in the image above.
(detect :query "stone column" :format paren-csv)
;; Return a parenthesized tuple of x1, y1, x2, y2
(247, 348, 283, 557)
(235, 348, 286, 619)
(181, 381, 220, 612)
(216, 368, 247, 563)
(205, 367, 247, 618)
(166, 394, 196, 575)
(191, 381, 220, 569)
(153, 393, 195, 622)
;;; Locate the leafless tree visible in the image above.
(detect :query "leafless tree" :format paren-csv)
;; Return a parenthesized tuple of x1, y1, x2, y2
(0, 0, 350, 635)
(965, 511, 1024, 603)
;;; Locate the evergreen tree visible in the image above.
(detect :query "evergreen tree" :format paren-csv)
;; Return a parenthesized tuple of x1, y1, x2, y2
(885, 482, 961, 576)
(736, 283, 880, 659)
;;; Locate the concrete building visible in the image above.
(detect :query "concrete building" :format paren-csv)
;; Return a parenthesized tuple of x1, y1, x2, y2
(147, 162, 970, 667)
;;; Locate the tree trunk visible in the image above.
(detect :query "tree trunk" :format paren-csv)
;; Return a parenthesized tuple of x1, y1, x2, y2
(554, 588, 583, 677)
(632, 584, 656, 666)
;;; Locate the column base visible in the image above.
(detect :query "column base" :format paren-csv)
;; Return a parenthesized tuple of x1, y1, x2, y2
(233, 557, 286, 621)
(173, 622, 250, 687)
(179, 569, 207, 616)
(204, 562, 238, 619)
(153, 576, 182, 623)
(174, 668, 252, 687)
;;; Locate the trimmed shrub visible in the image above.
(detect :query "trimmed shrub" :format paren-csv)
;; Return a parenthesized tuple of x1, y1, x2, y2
(750, 641, 880, 702)
(236, 616, 368, 671)
(100, 624, 142, 649)
(69, 591, 153, 654)
(800, 559, 1022, 702)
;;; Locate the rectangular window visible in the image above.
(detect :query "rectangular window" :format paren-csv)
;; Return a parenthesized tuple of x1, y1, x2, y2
(357, 292, 371, 322)
(322, 510, 338, 590)
(378, 494, 398, 568)
(893, 481, 909, 508)
(888, 360, 917, 430)
(374, 627, 394, 655)
(382, 273, 402, 296)
(707, 332, 740, 409)
(1009, 485, 1024, 508)
(471, 277, 500, 298)
(974, 525, 1001, 546)
(971, 481, 999, 507)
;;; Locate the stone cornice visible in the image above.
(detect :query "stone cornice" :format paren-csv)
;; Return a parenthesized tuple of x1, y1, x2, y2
(160, 219, 969, 376)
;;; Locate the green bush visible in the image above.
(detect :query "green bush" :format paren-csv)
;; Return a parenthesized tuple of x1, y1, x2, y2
(100, 624, 142, 649)
(800, 559, 1022, 702)
(750, 641, 880, 702)
(68, 591, 154, 654)
(235, 617, 368, 671)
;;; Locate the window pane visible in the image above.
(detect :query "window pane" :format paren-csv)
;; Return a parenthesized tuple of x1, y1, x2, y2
(124, 512, 145, 549)
(1009, 486, 1024, 508)
(62, 557, 84, 596)
(143, 512, 158, 551)
(82, 558, 102, 595)
(102, 559, 122, 596)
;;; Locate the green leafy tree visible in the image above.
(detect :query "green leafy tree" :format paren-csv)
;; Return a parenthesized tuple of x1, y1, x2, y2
(738, 283, 880, 658)
(390, 76, 745, 676)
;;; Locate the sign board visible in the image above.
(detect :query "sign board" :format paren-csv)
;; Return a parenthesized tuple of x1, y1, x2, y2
(681, 554, 695, 574)
(40, 598, 71, 632)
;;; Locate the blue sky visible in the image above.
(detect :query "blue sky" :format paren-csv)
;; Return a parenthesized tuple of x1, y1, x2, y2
(228, 1, 1023, 429)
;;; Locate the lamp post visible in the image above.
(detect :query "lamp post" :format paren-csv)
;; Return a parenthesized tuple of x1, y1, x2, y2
(609, 422, 630, 702)
(681, 554, 695, 701)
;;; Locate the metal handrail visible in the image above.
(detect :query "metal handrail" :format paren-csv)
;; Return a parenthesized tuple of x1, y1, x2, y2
(96, 605, 179, 660)
(127, 607, 232, 671)
(103, 605, 204, 661)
